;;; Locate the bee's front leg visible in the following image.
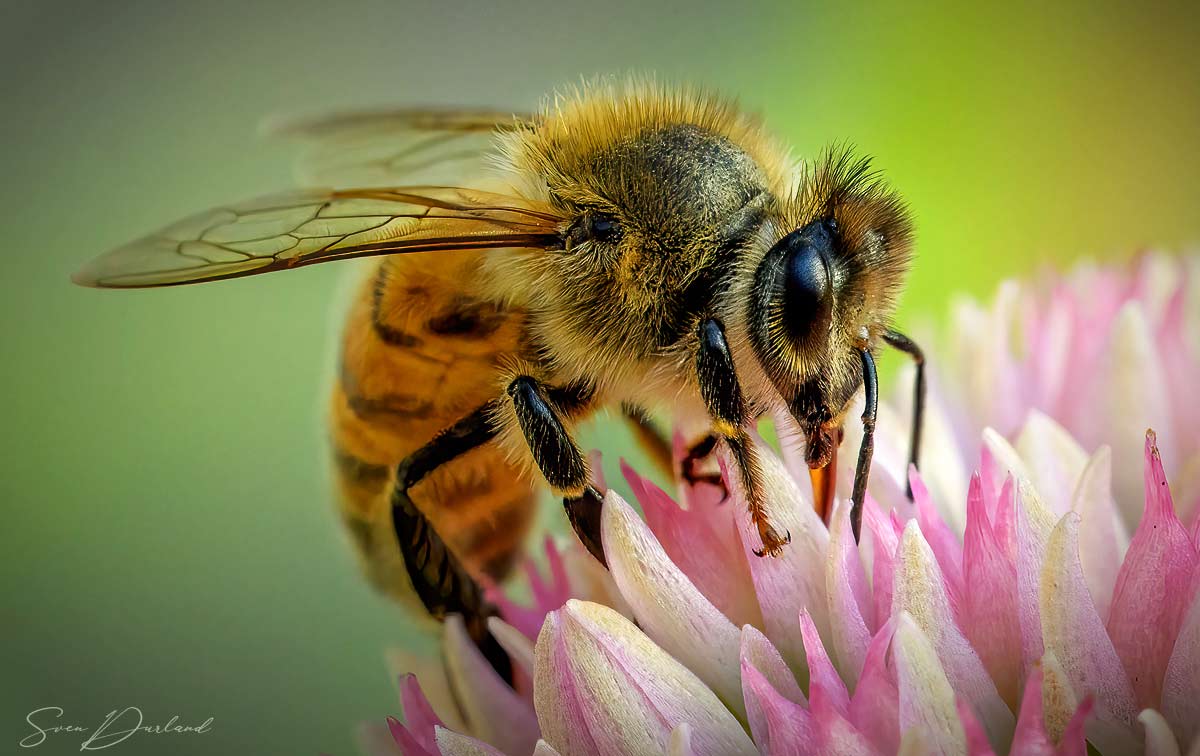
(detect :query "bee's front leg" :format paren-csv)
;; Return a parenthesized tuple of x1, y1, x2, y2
(695, 318, 790, 557)
(504, 376, 606, 566)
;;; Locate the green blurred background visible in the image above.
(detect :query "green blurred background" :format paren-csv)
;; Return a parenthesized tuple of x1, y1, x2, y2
(2, 1, 1197, 753)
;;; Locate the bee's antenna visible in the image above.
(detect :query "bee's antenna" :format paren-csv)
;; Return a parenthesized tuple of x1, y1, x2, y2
(849, 347, 878, 542)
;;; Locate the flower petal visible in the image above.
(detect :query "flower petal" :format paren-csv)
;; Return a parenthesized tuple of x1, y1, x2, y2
(1075, 302, 1174, 527)
(1039, 651, 1080, 744)
(488, 539, 573, 642)
(1039, 511, 1139, 754)
(1013, 473, 1058, 676)
(1107, 432, 1200, 709)
(1162, 589, 1200, 749)
(800, 608, 849, 716)
(890, 365, 970, 533)
(1070, 445, 1127, 620)
(532, 741, 562, 756)
(961, 473, 1022, 708)
(533, 600, 755, 756)
(1056, 697, 1095, 756)
(911, 469, 965, 616)
(740, 659, 814, 755)
(388, 716, 433, 756)
(864, 499, 901, 629)
(560, 540, 634, 620)
(892, 613, 966, 756)
(386, 674, 447, 756)
(848, 617, 901, 755)
(487, 617, 536, 677)
(668, 724, 696, 756)
(825, 499, 872, 686)
(359, 720, 404, 756)
(443, 615, 540, 756)
(1015, 411, 1089, 515)
(720, 441, 831, 676)
(1007, 666, 1055, 756)
(435, 727, 509, 756)
(622, 460, 761, 627)
(385, 648, 467, 733)
(810, 683, 884, 756)
(600, 489, 744, 715)
(892, 521, 1013, 750)
(955, 700, 997, 756)
(1140, 710, 1183, 756)
(739, 624, 806, 706)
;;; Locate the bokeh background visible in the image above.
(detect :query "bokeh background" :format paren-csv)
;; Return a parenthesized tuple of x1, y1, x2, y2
(3, 1, 1197, 753)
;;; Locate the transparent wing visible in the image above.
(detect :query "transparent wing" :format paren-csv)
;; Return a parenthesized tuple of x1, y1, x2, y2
(269, 107, 533, 187)
(73, 186, 562, 288)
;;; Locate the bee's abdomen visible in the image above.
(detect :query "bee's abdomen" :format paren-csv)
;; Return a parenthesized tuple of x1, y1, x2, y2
(328, 254, 537, 610)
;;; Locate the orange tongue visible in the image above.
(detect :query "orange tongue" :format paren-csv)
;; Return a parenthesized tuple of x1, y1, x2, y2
(808, 442, 838, 524)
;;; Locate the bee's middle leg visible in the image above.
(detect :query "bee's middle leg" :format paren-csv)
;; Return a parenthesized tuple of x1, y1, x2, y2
(695, 317, 790, 557)
(505, 376, 606, 566)
(621, 403, 726, 496)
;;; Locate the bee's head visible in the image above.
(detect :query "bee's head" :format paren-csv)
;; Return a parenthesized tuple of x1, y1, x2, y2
(747, 148, 914, 467)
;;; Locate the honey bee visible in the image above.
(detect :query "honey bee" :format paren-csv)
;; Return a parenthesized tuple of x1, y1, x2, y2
(74, 80, 924, 679)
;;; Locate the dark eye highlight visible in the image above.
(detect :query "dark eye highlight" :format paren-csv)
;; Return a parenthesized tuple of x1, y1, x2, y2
(781, 221, 833, 332)
(565, 213, 620, 249)
(590, 215, 617, 240)
(750, 217, 836, 347)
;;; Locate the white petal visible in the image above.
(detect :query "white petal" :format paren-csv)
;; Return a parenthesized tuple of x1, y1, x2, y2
(443, 615, 540, 756)
(560, 541, 635, 620)
(435, 727, 509, 756)
(487, 617, 536, 676)
(1070, 445, 1128, 620)
(668, 724, 696, 756)
(893, 613, 967, 756)
(533, 600, 755, 756)
(921, 384, 972, 534)
(601, 489, 744, 715)
(739, 624, 806, 705)
(1039, 650, 1080, 744)
(1015, 411, 1088, 515)
(1014, 474, 1058, 676)
(1039, 512, 1139, 754)
(825, 499, 873, 685)
(1163, 590, 1200, 749)
(721, 439, 831, 676)
(1078, 302, 1173, 526)
(982, 428, 1033, 486)
(892, 521, 1013, 751)
(532, 741, 562, 756)
(1141, 710, 1183, 756)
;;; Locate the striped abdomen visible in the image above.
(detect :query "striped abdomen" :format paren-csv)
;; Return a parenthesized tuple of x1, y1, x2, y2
(329, 251, 538, 609)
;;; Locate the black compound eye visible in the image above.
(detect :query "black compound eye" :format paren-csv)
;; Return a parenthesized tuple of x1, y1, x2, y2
(565, 213, 620, 249)
(777, 219, 834, 337)
(590, 215, 617, 240)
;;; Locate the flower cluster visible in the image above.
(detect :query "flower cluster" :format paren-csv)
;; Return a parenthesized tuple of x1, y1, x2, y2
(368, 254, 1199, 756)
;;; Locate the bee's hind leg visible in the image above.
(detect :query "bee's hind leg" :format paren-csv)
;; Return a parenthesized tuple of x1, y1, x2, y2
(505, 376, 606, 567)
(390, 401, 512, 683)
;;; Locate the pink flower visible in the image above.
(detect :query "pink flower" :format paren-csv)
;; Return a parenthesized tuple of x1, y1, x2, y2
(372, 254, 1200, 756)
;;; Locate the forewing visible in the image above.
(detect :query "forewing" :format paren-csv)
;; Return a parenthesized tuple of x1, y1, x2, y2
(73, 187, 562, 288)
(269, 107, 533, 187)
